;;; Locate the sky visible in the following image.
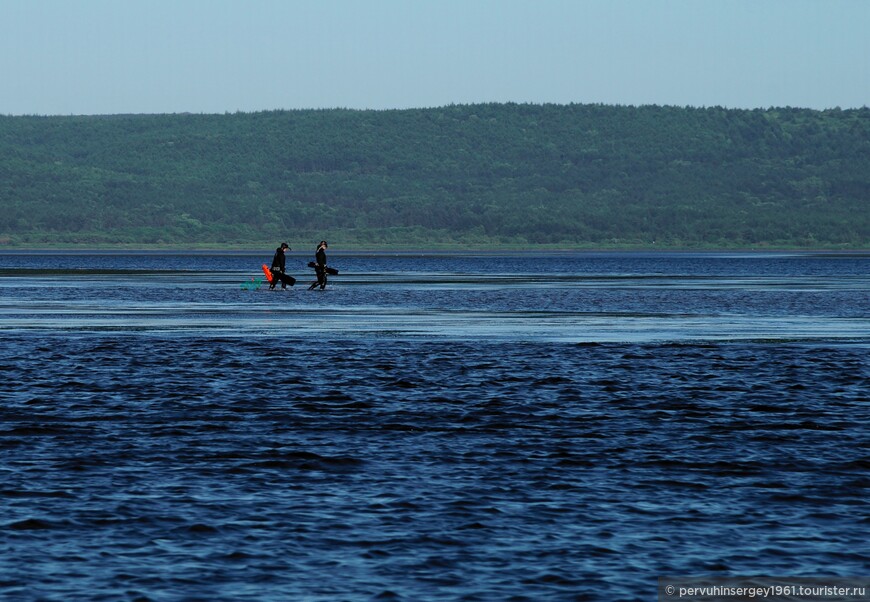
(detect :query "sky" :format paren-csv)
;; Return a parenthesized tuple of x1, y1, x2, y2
(1, 0, 867, 115)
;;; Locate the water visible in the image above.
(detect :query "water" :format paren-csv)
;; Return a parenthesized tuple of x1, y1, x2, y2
(1, 252, 868, 601)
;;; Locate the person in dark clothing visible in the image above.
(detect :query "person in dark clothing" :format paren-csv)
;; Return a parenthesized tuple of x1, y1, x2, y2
(269, 242, 295, 289)
(308, 241, 328, 290)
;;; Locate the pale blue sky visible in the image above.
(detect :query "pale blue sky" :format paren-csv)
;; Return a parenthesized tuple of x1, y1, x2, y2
(1, 0, 867, 115)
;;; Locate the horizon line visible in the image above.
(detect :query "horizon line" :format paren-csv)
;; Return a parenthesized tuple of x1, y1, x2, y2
(3, 101, 870, 118)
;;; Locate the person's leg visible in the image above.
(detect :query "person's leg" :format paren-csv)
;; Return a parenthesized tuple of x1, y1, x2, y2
(279, 272, 295, 288)
(310, 266, 325, 290)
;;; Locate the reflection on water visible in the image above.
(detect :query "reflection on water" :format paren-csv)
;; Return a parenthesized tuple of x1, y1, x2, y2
(0, 252, 867, 342)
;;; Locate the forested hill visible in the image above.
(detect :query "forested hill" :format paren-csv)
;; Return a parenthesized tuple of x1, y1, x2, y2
(1, 103, 868, 248)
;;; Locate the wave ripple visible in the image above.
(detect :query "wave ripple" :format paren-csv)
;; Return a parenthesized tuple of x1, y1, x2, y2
(0, 335, 867, 600)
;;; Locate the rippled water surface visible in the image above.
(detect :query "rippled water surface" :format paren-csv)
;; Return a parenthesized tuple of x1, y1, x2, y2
(1, 252, 868, 601)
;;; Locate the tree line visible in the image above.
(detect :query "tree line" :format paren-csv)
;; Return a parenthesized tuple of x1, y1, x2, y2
(0, 103, 867, 248)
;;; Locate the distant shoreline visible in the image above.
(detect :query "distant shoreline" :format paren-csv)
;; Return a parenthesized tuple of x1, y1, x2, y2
(1, 245, 867, 256)
(2, 105, 867, 251)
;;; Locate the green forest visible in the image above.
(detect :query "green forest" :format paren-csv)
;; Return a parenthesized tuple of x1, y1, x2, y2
(0, 103, 867, 248)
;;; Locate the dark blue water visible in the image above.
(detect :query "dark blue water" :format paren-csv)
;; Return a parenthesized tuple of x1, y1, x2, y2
(1, 252, 868, 601)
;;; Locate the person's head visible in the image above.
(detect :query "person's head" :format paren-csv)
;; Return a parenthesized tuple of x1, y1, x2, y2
(280, 242, 290, 251)
(318, 240, 328, 249)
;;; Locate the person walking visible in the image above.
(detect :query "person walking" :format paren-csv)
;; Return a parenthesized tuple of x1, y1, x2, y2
(269, 242, 295, 289)
(308, 241, 328, 290)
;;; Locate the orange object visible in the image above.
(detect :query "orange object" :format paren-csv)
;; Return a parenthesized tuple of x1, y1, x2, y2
(261, 264, 274, 284)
